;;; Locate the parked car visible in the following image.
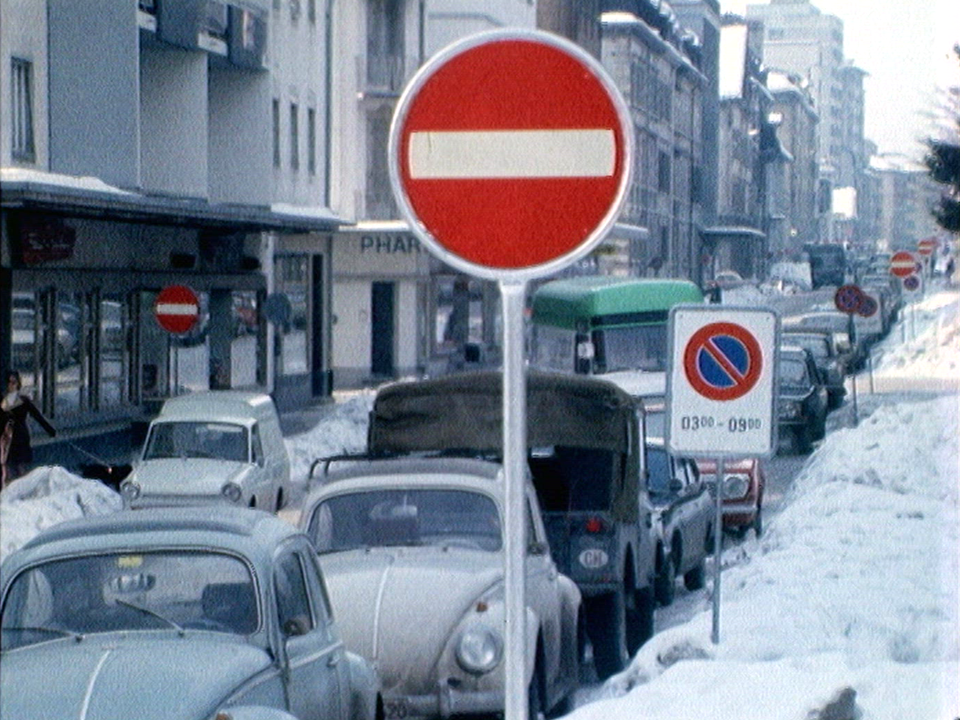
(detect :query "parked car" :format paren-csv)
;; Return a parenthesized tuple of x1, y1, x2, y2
(644, 439, 713, 606)
(0, 507, 381, 720)
(695, 457, 766, 538)
(783, 311, 865, 371)
(121, 390, 291, 511)
(367, 370, 658, 680)
(777, 345, 829, 454)
(301, 455, 582, 720)
(782, 329, 847, 409)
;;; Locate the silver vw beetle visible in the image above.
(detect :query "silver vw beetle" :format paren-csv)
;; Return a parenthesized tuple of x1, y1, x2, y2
(0, 507, 380, 720)
(301, 456, 583, 720)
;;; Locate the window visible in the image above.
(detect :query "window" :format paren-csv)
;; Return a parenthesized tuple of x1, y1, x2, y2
(275, 553, 314, 636)
(272, 99, 281, 168)
(307, 107, 316, 175)
(657, 151, 671, 193)
(289, 103, 299, 171)
(11, 58, 35, 162)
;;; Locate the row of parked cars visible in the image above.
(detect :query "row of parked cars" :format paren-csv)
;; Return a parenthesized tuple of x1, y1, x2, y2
(1, 372, 750, 720)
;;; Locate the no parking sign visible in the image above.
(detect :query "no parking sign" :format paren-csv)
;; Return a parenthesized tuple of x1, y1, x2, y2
(666, 306, 779, 457)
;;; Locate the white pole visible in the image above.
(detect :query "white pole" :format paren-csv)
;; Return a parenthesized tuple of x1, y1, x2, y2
(711, 456, 724, 644)
(501, 280, 529, 720)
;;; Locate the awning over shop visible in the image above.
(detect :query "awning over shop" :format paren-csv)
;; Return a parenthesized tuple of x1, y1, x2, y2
(1, 168, 343, 233)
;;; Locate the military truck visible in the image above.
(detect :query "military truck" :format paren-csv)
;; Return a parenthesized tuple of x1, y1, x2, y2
(367, 370, 658, 679)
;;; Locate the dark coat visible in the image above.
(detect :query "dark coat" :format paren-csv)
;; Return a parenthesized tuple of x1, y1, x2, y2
(4, 395, 56, 465)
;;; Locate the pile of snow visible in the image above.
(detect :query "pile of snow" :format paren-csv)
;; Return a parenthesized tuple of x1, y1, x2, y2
(285, 392, 373, 484)
(872, 290, 960, 381)
(570, 392, 959, 720)
(0, 466, 122, 563)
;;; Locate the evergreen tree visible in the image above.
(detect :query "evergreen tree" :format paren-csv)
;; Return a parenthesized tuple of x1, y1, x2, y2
(923, 44, 960, 233)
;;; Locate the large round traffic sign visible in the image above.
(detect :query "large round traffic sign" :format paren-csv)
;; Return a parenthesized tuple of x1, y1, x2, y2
(917, 238, 938, 256)
(890, 251, 918, 278)
(154, 285, 200, 334)
(389, 29, 632, 281)
(683, 322, 764, 402)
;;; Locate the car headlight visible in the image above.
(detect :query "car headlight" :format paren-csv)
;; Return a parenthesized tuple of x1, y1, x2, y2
(456, 624, 503, 675)
(120, 481, 141, 502)
(221, 482, 243, 503)
(779, 399, 801, 419)
(722, 474, 750, 500)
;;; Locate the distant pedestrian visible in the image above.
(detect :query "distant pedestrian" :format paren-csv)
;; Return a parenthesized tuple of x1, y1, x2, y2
(1, 371, 56, 485)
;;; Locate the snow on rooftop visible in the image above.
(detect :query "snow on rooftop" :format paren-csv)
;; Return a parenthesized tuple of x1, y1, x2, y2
(0, 167, 134, 195)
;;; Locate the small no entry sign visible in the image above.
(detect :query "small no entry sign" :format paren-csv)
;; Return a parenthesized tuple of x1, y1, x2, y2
(890, 251, 918, 278)
(667, 306, 778, 458)
(917, 238, 938, 256)
(155, 285, 199, 335)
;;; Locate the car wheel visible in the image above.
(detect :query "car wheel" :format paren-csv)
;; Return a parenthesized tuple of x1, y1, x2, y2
(624, 586, 655, 655)
(585, 591, 628, 681)
(828, 390, 844, 410)
(655, 553, 676, 607)
(684, 558, 706, 591)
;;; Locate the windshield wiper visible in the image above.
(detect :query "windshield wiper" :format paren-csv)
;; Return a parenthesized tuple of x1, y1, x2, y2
(3, 625, 83, 642)
(114, 599, 186, 636)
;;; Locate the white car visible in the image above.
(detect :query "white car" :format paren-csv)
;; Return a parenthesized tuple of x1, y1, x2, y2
(121, 391, 291, 511)
(300, 456, 583, 720)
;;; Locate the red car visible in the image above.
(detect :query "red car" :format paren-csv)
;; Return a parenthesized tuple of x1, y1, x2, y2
(695, 458, 765, 538)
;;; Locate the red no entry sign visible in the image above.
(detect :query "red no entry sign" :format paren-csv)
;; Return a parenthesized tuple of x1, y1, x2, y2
(917, 238, 938, 256)
(389, 30, 631, 280)
(683, 322, 763, 402)
(155, 285, 200, 334)
(890, 251, 918, 278)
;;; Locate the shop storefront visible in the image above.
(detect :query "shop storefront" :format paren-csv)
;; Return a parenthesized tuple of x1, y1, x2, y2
(1, 177, 340, 466)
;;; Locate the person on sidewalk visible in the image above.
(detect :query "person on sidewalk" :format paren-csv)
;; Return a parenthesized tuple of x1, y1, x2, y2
(2, 371, 56, 485)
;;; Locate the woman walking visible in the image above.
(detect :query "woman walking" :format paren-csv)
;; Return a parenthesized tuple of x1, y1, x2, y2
(1, 371, 56, 485)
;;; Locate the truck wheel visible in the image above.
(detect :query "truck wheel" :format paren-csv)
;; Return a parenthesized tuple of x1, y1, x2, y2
(655, 554, 676, 606)
(625, 586, 655, 655)
(585, 591, 627, 681)
(684, 559, 706, 591)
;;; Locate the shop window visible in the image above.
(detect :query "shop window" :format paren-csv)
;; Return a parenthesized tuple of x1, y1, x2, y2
(275, 254, 309, 375)
(231, 290, 259, 387)
(10, 292, 42, 399)
(55, 291, 85, 417)
(98, 294, 127, 409)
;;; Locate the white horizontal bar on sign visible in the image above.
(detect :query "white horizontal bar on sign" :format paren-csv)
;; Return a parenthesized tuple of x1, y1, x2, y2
(407, 129, 616, 179)
(155, 303, 198, 315)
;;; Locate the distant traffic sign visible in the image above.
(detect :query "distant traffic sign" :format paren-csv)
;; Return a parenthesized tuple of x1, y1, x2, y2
(917, 237, 938, 256)
(389, 29, 632, 281)
(154, 285, 199, 335)
(834, 284, 864, 314)
(890, 251, 918, 278)
(857, 294, 878, 318)
(667, 306, 778, 458)
(903, 274, 921, 292)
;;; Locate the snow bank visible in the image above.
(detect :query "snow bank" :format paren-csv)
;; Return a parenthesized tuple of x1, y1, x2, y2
(284, 392, 373, 484)
(0, 466, 122, 563)
(570, 393, 960, 720)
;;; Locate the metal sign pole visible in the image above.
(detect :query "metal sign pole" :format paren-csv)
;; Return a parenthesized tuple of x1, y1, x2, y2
(501, 280, 528, 720)
(848, 313, 858, 427)
(711, 456, 724, 644)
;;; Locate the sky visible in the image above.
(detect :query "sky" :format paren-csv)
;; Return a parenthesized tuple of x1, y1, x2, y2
(2, 274, 958, 719)
(723, 0, 960, 159)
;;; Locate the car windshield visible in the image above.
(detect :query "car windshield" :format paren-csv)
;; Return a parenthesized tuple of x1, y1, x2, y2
(780, 357, 808, 386)
(1, 551, 258, 650)
(787, 334, 830, 359)
(143, 421, 249, 462)
(308, 489, 502, 553)
(599, 324, 667, 372)
(646, 446, 673, 495)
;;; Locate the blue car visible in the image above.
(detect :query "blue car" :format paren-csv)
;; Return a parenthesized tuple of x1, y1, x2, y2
(0, 507, 381, 720)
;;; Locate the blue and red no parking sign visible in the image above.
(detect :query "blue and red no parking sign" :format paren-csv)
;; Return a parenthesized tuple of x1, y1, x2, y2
(683, 322, 763, 402)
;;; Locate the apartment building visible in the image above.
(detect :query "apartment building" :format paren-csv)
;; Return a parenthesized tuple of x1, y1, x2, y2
(0, 0, 340, 463)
